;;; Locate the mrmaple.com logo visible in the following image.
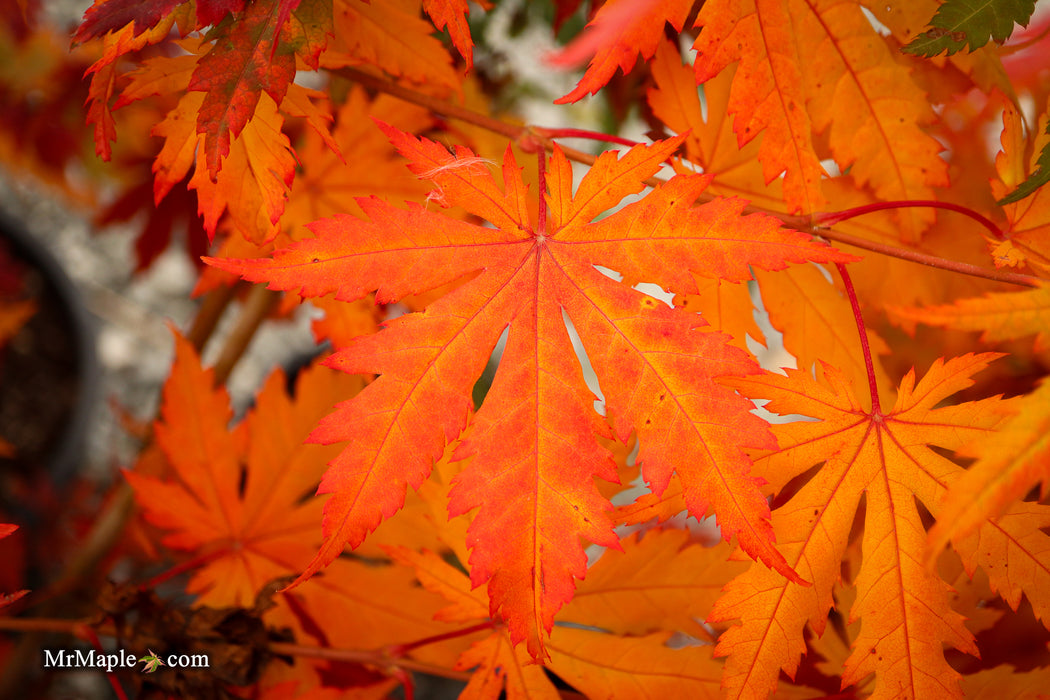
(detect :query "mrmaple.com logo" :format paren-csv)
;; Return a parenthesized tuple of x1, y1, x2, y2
(42, 648, 209, 673)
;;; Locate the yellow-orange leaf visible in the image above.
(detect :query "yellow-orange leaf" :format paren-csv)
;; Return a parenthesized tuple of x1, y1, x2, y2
(395, 527, 734, 698)
(792, 0, 947, 239)
(127, 332, 363, 607)
(648, 40, 787, 214)
(889, 284, 1050, 352)
(715, 354, 1010, 699)
(323, 0, 460, 93)
(993, 97, 1050, 271)
(927, 378, 1050, 568)
(570, 530, 746, 640)
(546, 628, 724, 700)
(692, 0, 825, 214)
(692, 0, 948, 235)
(456, 633, 559, 700)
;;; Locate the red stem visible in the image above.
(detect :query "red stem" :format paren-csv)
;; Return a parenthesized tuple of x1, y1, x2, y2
(393, 667, 415, 700)
(142, 547, 231, 590)
(81, 625, 130, 700)
(347, 69, 1040, 288)
(533, 126, 642, 149)
(388, 621, 494, 657)
(836, 263, 881, 415)
(814, 200, 1003, 239)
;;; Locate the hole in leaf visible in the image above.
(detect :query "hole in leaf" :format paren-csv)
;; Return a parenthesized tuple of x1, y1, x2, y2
(562, 307, 606, 415)
(472, 325, 509, 410)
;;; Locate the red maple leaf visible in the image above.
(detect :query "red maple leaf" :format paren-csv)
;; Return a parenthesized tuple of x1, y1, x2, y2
(209, 126, 854, 656)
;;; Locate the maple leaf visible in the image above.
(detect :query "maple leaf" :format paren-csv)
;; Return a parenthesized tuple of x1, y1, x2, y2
(153, 89, 296, 241)
(889, 284, 1050, 351)
(280, 86, 432, 240)
(393, 528, 735, 698)
(1000, 120, 1050, 205)
(125, 331, 364, 607)
(138, 649, 165, 673)
(569, 529, 748, 640)
(991, 98, 1050, 270)
(713, 354, 1018, 699)
(275, 556, 467, 668)
(647, 41, 786, 213)
(74, 0, 182, 43)
(926, 378, 1050, 565)
(903, 0, 1037, 57)
(322, 0, 460, 93)
(279, 0, 333, 70)
(692, 0, 825, 214)
(423, 0, 476, 69)
(691, 0, 948, 233)
(189, 0, 297, 179)
(550, 0, 692, 104)
(80, 11, 183, 161)
(208, 127, 853, 656)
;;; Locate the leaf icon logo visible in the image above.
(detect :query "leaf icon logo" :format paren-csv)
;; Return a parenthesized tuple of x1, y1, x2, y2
(138, 650, 165, 674)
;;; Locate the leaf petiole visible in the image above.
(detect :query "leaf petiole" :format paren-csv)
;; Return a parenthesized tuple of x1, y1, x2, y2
(836, 262, 881, 416)
(813, 199, 1004, 239)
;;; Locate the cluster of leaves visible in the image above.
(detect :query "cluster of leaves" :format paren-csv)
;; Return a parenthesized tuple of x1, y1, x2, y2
(3, 0, 1050, 697)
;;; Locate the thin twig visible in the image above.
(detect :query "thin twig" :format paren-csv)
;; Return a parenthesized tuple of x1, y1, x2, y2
(211, 285, 282, 386)
(186, 283, 240, 351)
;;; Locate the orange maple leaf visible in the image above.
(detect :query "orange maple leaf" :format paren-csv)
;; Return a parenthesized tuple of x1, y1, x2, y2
(423, 0, 477, 69)
(126, 332, 364, 607)
(392, 528, 735, 697)
(153, 89, 296, 241)
(692, 0, 947, 228)
(889, 284, 1050, 352)
(692, 0, 825, 214)
(550, 0, 692, 104)
(993, 97, 1050, 271)
(208, 128, 852, 656)
(714, 354, 1018, 699)
(322, 0, 461, 93)
(926, 378, 1050, 569)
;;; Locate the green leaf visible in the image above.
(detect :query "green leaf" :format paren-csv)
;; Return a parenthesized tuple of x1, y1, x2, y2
(902, 0, 1036, 57)
(998, 122, 1050, 205)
